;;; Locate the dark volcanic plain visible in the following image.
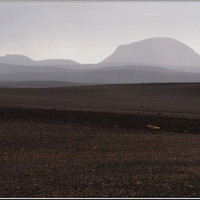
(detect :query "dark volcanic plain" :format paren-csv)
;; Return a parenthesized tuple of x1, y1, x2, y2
(1, 83, 200, 197)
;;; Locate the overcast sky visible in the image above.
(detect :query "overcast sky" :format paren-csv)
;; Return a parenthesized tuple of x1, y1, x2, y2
(0, 1, 200, 64)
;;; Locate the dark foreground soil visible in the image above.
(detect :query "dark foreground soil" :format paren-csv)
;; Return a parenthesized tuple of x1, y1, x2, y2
(1, 83, 200, 197)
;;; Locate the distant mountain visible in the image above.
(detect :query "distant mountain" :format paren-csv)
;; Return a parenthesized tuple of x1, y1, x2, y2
(0, 54, 37, 66)
(36, 59, 80, 67)
(0, 54, 80, 68)
(100, 37, 200, 67)
(1, 37, 200, 86)
(1, 65, 200, 84)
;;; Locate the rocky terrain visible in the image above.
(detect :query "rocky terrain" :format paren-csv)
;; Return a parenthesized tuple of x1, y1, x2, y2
(1, 83, 200, 197)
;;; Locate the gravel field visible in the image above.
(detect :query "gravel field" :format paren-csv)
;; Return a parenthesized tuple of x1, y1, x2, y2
(1, 83, 200, 197)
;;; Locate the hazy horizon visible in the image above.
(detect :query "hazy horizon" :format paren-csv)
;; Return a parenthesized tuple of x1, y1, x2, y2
(1, 1, 200, 64)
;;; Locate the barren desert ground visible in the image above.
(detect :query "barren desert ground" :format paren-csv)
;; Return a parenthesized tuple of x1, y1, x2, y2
(1, 83, 200, 197)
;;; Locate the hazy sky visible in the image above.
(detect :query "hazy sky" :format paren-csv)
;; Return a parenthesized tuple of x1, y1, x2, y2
(0, 1, 200, 64)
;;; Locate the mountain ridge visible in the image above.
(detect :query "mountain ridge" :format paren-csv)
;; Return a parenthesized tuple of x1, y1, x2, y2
(37, 59, 80, 66)
(100, 37, 200, 67)
(0, 54, 36, 66)
(1, 37, 200, 68)
(0, 54, 80, 67)
(1, 37, 200, 86)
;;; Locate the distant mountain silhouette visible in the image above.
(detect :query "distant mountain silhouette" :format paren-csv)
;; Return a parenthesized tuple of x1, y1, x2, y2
(100, 37, 200, 67)
(0, 54, 80, 67)
(36, 59, 80, 66)
(1, 37, 200, 86)
(0, 54, 37, 66)
(1, 64, 200, 84)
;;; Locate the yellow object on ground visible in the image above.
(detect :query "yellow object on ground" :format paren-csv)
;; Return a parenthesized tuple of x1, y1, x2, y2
(147, 125, 160, 130)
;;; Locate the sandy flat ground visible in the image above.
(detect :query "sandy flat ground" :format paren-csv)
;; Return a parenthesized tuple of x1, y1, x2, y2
(1, 82, 200, 115)
(1, 83, 200, 197)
